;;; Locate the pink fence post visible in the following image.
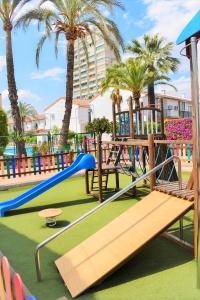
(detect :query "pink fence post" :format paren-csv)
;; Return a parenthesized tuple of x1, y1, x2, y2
(21, 154, 26, 176)
(0, 257, 6, 300)
(42, 154, 46, 174)
(47, 152, 51, 173)
(2, 256, 13, 300)
(65, 152, 69, 167)
(14, 273, 24, 300)
(16, 155, 21, 177)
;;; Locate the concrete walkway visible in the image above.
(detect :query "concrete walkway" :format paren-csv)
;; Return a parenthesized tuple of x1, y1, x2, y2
(0, 170, 85, 191)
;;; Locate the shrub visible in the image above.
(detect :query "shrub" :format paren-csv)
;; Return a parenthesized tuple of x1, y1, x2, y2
(85, 117, 112, 136)
(0, 109, 8, 155)
(39, 142, 49, 154)
(164, 118, 192, 140)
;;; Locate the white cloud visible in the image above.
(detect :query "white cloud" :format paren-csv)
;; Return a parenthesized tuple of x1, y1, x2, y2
(140, 1, 199, 81)
(155, 76, 191, 99)
(102, 9, 110, 17)
(143, 0, 199, 42)
(123, 13, 128, 20)
(121, 52, 132, 62)
(2, 89, 42, 110)
(0, 56, 6, 72)
(30, 67, 65, 81)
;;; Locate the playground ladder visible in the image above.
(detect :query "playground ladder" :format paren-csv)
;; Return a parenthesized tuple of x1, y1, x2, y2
(91, 170, 109, 192)
(106, 145, 123, 166)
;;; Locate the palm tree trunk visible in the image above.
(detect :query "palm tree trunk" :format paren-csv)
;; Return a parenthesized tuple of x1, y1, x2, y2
(60, 39, 74, 147)
(147, 83, 155, 106)
(133, 92, 140, 109)
(5, 28, 26, 155)
(116, 89, 121, 113)
(148, 83, 156, 121)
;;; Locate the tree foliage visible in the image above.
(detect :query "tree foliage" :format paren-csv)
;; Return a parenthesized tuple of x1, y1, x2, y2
(85, 117, 112, 135)
(127, 34, 180, 104)
(17, 0, 124, 146)
(0, 109, 8, 155)
(101, 58, 175, 109)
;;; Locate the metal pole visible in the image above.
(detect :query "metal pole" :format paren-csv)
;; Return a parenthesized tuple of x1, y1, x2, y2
(34, 155, 182, 281)
(190, 36, 200, 288)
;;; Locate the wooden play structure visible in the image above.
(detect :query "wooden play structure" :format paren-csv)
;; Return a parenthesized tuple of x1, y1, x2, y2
(33, 10, 200, 298)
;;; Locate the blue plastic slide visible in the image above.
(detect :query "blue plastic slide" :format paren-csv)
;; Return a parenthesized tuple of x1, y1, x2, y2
(0, 153, 96, 217)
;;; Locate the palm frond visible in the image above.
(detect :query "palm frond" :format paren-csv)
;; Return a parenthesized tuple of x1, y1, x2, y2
(36, 33, 48, 67)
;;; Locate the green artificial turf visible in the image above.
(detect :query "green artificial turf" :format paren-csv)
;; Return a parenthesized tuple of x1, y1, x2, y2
(0, 172, 199, 300)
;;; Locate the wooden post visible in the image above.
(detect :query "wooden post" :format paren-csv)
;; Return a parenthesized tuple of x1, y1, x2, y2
(97, 134, 103, 202)
(84, 136, 90, 194)
(128, 96, 134, 139)
(148, 134, 155, 191)
(190, 37, 200, 262)
(142, 147, 147, 185)
(115, 170, 119, 190)
(112, 102, 116, 139)
(0, 156, 5, 179)
(160, 98, 165, 138)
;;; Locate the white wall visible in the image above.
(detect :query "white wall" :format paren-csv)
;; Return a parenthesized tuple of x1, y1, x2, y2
(45, 98, 89, 133)
(90, 89, 132, 121)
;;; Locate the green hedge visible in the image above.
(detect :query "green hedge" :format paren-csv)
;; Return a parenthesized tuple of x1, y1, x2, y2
(0, 109, 8, 155)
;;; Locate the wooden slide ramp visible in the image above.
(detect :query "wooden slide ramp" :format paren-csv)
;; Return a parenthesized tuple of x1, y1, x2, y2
(55, 191, 193, 298)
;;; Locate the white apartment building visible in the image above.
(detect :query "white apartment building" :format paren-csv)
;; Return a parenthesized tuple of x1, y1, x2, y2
(143, 94, 192, 118)
(90, 89, 192, 121)
(44, 97, 90, 133)
(8, 114, 46, 133)
(73, 32, 117, 100)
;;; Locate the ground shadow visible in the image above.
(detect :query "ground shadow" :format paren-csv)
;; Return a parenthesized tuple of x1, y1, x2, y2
(0, 222, 98, 300)
(5, 197, 97, 216)
(40, 220, 71, 229)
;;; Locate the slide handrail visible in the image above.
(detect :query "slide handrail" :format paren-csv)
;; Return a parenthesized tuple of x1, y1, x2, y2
(35, 155, 182, 281)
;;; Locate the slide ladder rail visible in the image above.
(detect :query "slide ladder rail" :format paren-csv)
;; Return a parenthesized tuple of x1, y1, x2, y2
(35, 155, 182, 281)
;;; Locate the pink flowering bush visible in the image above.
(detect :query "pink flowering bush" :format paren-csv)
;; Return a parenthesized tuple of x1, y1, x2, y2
(164, 118, 192, 140)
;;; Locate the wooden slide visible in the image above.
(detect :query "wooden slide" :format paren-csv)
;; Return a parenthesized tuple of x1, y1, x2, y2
(55, 191, 193, 298)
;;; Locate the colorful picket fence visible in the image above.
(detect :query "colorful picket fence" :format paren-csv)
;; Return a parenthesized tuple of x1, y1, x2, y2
(154, 141, 193, 163)
(0, 151, 77, 179)
(169, 143, 193, 162)
(0, 255, 36, 300)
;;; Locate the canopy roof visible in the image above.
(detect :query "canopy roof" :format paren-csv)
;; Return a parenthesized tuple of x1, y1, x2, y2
(176, 10, 200, 45)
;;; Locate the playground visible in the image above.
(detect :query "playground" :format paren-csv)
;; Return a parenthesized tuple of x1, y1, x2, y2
(1, 172, 199, 300)
(0, 8, 200, 300)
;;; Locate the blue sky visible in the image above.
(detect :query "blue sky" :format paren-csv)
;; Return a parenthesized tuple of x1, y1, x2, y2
(0, 0, 199, 113)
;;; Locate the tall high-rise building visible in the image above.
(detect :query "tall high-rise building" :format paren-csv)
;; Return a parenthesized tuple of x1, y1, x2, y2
(73, 33, 117, 99)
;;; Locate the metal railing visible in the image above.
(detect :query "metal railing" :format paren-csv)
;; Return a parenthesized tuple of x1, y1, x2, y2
(34, 155, 182, 281)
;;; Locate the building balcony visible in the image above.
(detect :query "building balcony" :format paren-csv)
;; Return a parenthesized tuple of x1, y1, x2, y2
(163, 109, 192, 118)
(179, 111, 192, 118)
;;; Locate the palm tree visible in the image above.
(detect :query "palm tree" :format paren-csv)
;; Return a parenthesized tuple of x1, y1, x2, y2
(127, 34, 180, 106)
(17, 0, 124, 148)
(0, 0, 29, 155)
(19, 102, 37, 132)
(101, 59, 148, 109)
(8, 102, 37, 132)
(101, 64, 123, 112)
